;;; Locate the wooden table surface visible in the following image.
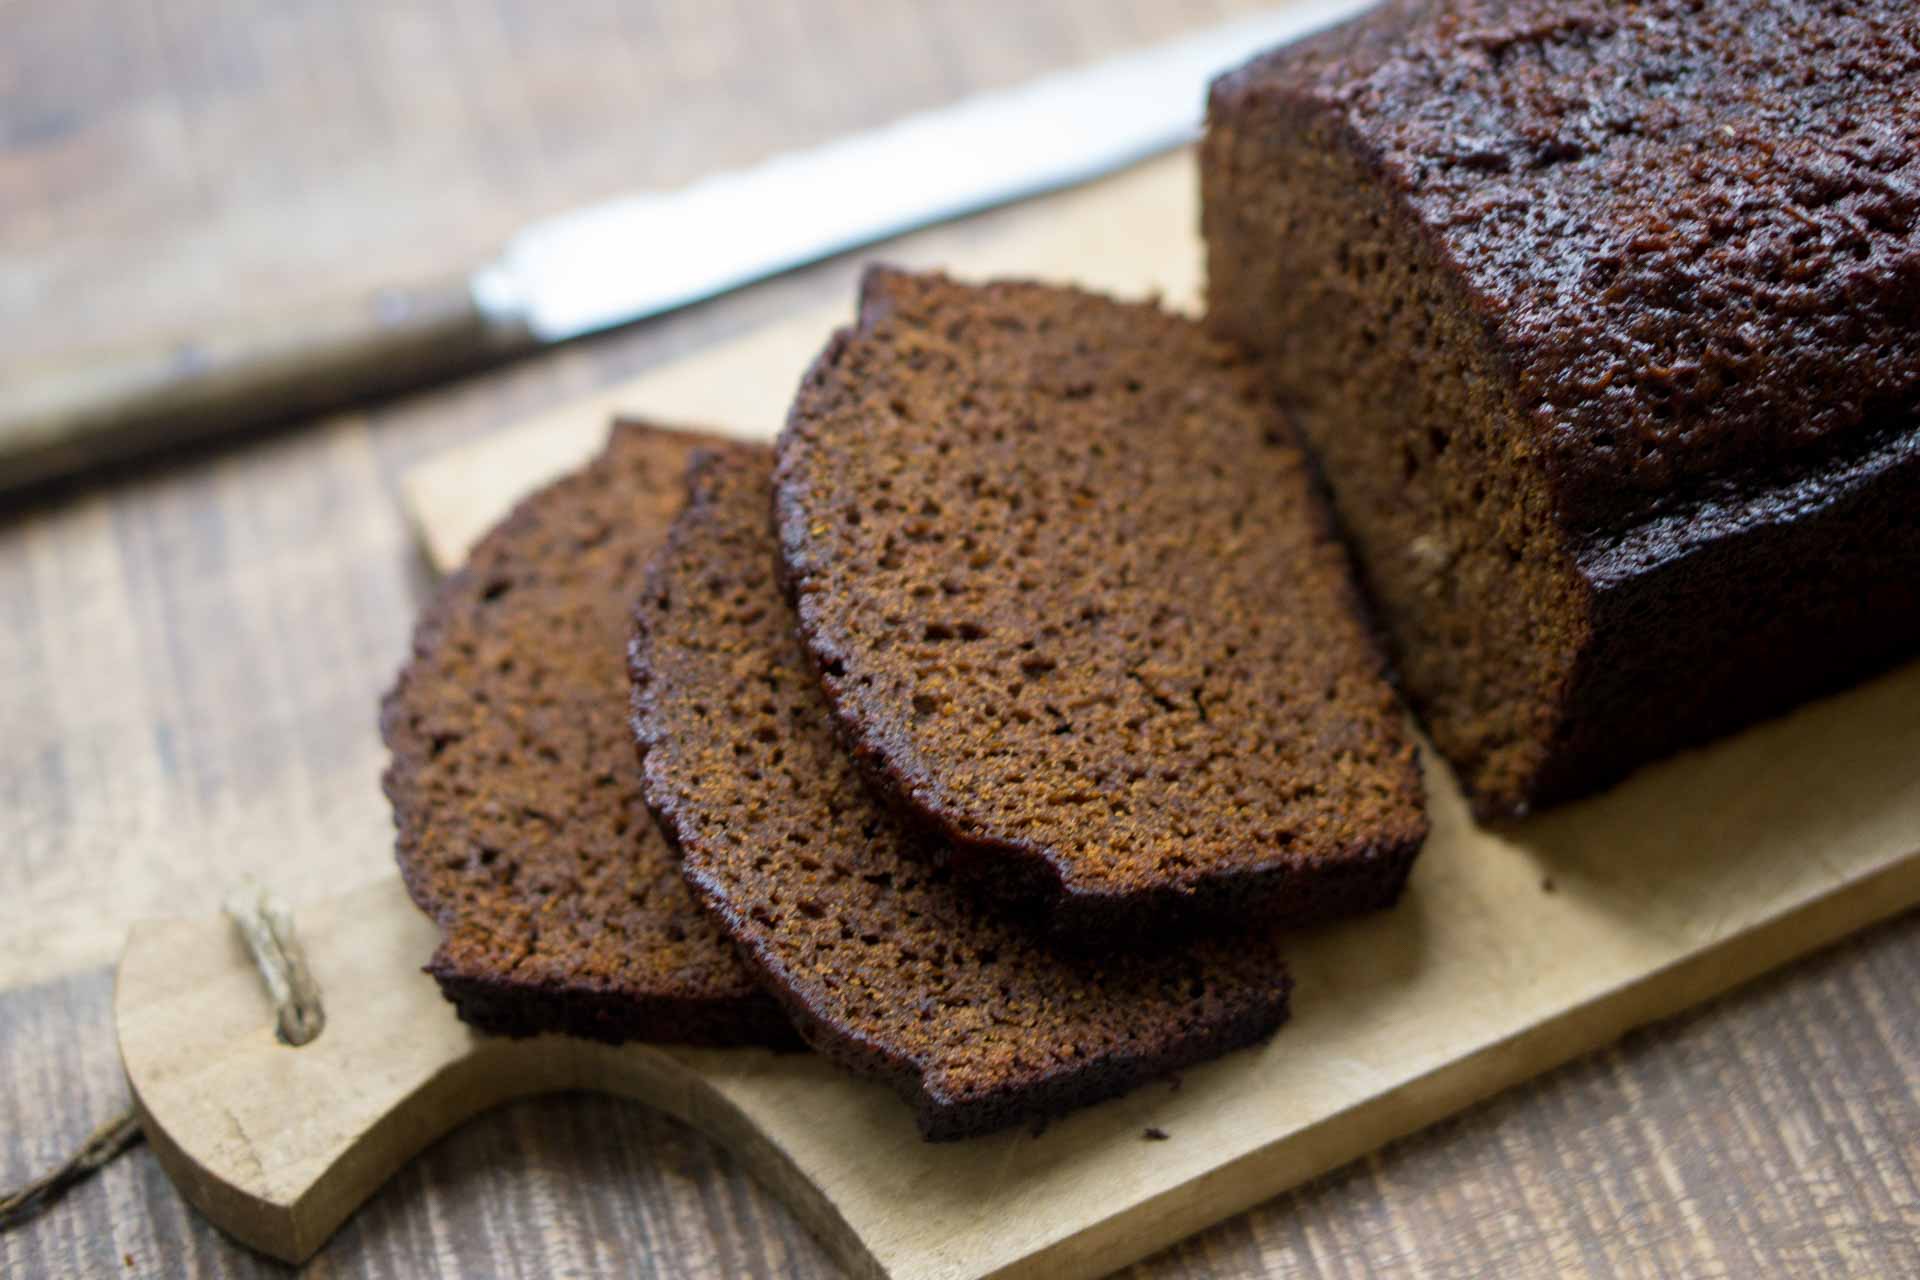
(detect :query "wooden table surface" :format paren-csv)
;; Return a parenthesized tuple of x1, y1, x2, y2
(1, 2, 1914, 1276)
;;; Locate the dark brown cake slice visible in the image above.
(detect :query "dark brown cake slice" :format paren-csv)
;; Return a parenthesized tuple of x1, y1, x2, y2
(631, 446, 1293, 1139)
(383, 420, 793, 1047)
(773, 268, 1427, 936)
(1203, 0, 1920, 817)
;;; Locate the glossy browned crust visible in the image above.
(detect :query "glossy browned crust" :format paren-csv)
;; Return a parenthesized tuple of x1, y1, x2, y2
(1204, 0, 1920, 816)
(773, 268, 1428, 937)
(631, 447, 1293, 1140)
(382, 420, 796, 1048)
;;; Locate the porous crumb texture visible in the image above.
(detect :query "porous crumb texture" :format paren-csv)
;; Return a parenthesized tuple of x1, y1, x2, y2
(1205, 0, 1920, 816)
(631, 448, 1293, 1140)
(382, 421, 794, 1048)
(773, 269, 1428, 935)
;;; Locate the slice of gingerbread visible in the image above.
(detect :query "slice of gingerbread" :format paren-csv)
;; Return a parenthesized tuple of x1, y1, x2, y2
(383, 420, 794, 1047)
(774, 268, 1429, 937)
(631, 445, 1291, 1139)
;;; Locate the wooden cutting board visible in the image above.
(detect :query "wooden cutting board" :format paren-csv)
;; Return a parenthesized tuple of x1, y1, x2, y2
(116, 150, 1920, 1280)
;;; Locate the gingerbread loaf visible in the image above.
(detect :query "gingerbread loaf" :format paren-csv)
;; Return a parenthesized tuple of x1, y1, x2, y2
(1203, 0, 1920, 816)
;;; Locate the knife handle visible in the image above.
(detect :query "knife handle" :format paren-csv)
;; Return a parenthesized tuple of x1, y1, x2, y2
(0, 275, 534, 496)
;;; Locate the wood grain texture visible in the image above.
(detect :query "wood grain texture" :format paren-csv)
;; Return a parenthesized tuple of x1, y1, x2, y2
(3, 1, 1917, 1276)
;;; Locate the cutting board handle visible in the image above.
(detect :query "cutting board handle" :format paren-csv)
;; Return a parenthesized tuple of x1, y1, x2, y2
(111, 877, 857, 1269)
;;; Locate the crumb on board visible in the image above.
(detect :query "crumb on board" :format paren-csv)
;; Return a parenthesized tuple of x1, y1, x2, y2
(1541, 875, 1557, 893)
(1143, 1127, 1170, 1141)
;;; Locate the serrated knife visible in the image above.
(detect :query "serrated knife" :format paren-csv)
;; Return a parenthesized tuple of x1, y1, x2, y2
(0, 0, 1372, 494)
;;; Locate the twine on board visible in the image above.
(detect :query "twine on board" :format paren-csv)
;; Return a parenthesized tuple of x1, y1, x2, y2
(223, 881, 327, 1047)
(0, 881, 325, 1233)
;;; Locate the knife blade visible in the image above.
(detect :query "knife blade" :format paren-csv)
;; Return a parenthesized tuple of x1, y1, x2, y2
(0, 0, 1373, 495)
(474, 0, 1373, 343)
